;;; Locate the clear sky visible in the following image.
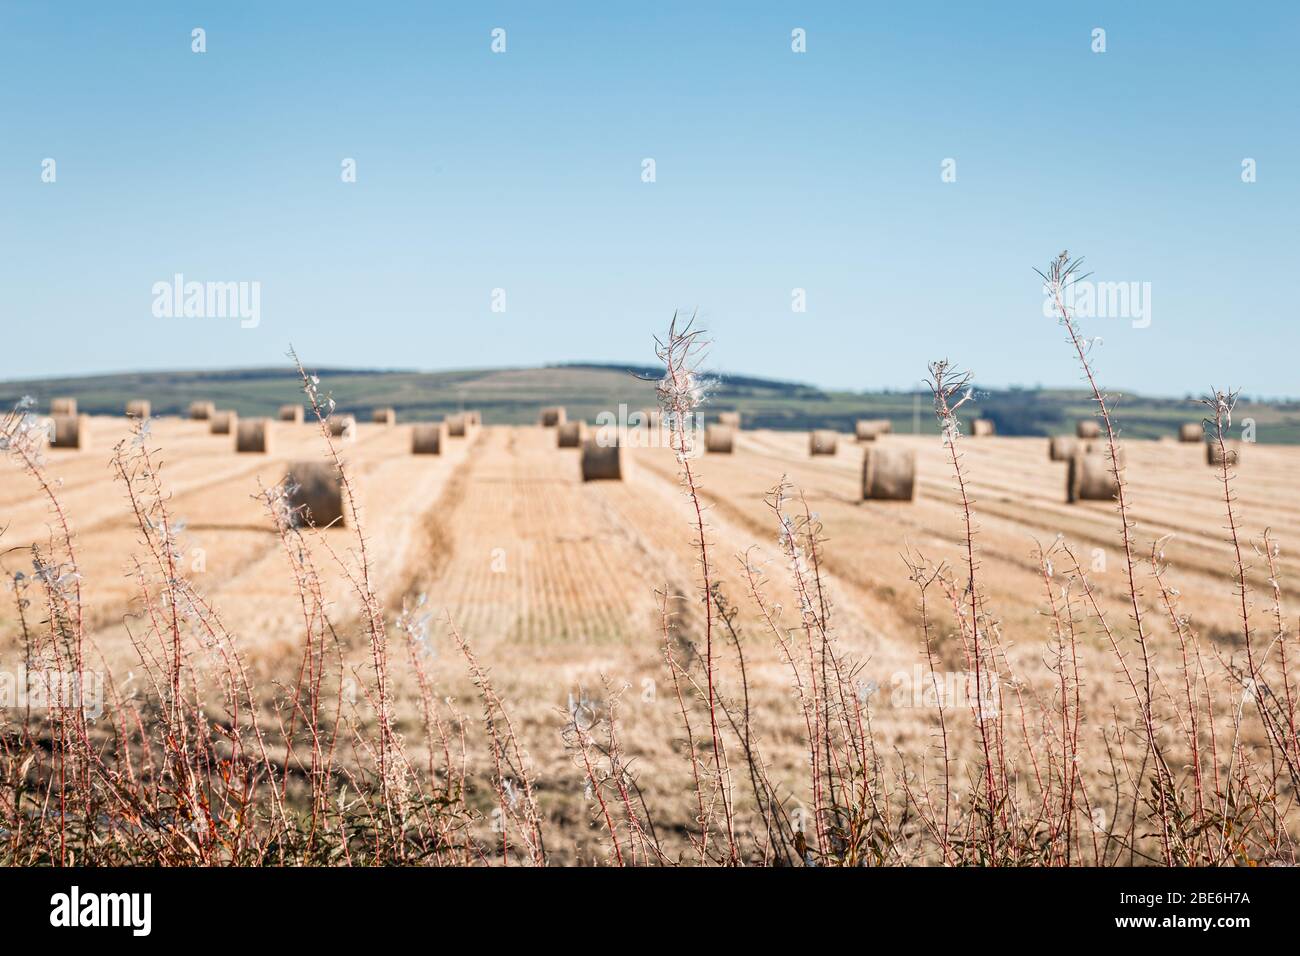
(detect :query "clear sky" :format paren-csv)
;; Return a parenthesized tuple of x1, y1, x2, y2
(1, 2, 1296, 396)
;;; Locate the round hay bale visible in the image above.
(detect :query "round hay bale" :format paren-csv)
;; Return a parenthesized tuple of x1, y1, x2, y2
(327, 415, 356, 442)
(411, 422, 448, 455)
(1076, 420, 1102, 439)
(1207, 441, 1240, 466)
(50, 397, 77, 416)
(971, 419, 995, 437)
(855, 418, 891, 441)
(862, 446, 915, 500)
(1179, 422, 1203, 442)
(126, 400, 151, 419)
(210, 410, 238, 435)
(373, 407, 397, 425)
(1049, 436, 1078, 461)
(540, 406, 567, 427)
(581, 428, 627, 481)
(446, 413, 469, 437)
(809, 430, 838, 455)
(279, 404, 305, 423)
(717, 411, 741, 428)
(705, 424, 735, 453)
(236, 418, 272, 453)
(189, 401, 215, 420)
(557, 421, 584, 448)
(1067, 453, 1119, 503)
(50, 414, 87, 450)
(284, 461, 346, 528)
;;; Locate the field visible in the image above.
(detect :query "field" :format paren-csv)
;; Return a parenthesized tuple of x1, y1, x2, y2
(3, 374, 1298, 864)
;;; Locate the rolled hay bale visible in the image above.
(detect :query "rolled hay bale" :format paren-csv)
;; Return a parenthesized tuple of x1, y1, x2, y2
(971, 419, 995, 437)
(1207, 441, 1240, 467)
(809, 429, 838, 455)
(189, 401, 215, 420)
(1076, 419, 1102, 439)
(557, 420, 585, 448)
(855, 418, 891, 441)
(373, 407, 397, 425)
(717, 411, 741, 429)
(50, 414, 88, 450)
(50, 397, 77, 416)
(278, 404, 305, 423)
(1067, 453, 1120, 503)
(411, 422, 449, 455)
(465, 410, 482, 426)
(126, 400, 151, 419)
(539, 406, 567, 427)
(235, 418, 272, 453)
(1049, 436, 1078, 461)
(1179, 422, 1203, 443)
(862, 446, 916, 500)
(581, 428, 628, 481)
(446, 413, 469, 437)
(327, 415, 357, 442)
(284, 461, 347, 528)
(210, 410, 238, 435)
(705, 424, 735, 453)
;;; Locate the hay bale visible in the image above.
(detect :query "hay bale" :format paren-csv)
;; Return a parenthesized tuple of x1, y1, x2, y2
(465, 411, 482, 426)
(855, 419, 891, 441)
(971, 419, 995, 437)
(862, 446, 916, 500)
(50, 414, 87, 450)
(1179, 423, 1202, 442)
(50, 397, 77, 416)
(446, 413, 469, 437)
(1076, 420, 1102, 439)
(717, 411, 741, 428)
(411, 422, 448, 455)
(705, 424, 735, 453)
(279, 404, 305, 423)
(327, 415, 356, 442)
(210, 410, 238, 435)
(1067, 453, 1119, 503)
(284, 461, 346, 528)
(373, 407, 397, 425)
(126, 400, 151, 419)
(189, 401, 215, 420)
(236, 418, 272, 453)
(539, 406, 567, 427)
(581, 428, 627, 481)
(557, 421, 584, 448)
(1207, 441, 1240, 466)
(1049, 436, 1078, 461)
(809, 430, 838, 455)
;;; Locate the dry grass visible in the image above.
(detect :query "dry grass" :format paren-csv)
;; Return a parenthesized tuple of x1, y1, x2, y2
(1, 261, 1298, 866)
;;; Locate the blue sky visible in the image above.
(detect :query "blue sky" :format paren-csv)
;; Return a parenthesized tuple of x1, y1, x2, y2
(1, 2, 1296, 396)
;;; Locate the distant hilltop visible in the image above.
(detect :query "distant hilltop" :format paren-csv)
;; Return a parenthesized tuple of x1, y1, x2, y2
(3, 364, 1299, 441)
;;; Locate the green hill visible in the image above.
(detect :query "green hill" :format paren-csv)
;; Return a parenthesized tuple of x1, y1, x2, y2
(4, 364, 1298, 442)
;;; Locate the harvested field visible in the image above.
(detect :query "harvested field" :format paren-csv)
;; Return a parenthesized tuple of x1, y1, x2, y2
(3, 407, 1297, 864)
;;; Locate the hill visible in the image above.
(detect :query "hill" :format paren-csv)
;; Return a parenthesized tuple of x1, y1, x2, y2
(3, 363, 1299, 441)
